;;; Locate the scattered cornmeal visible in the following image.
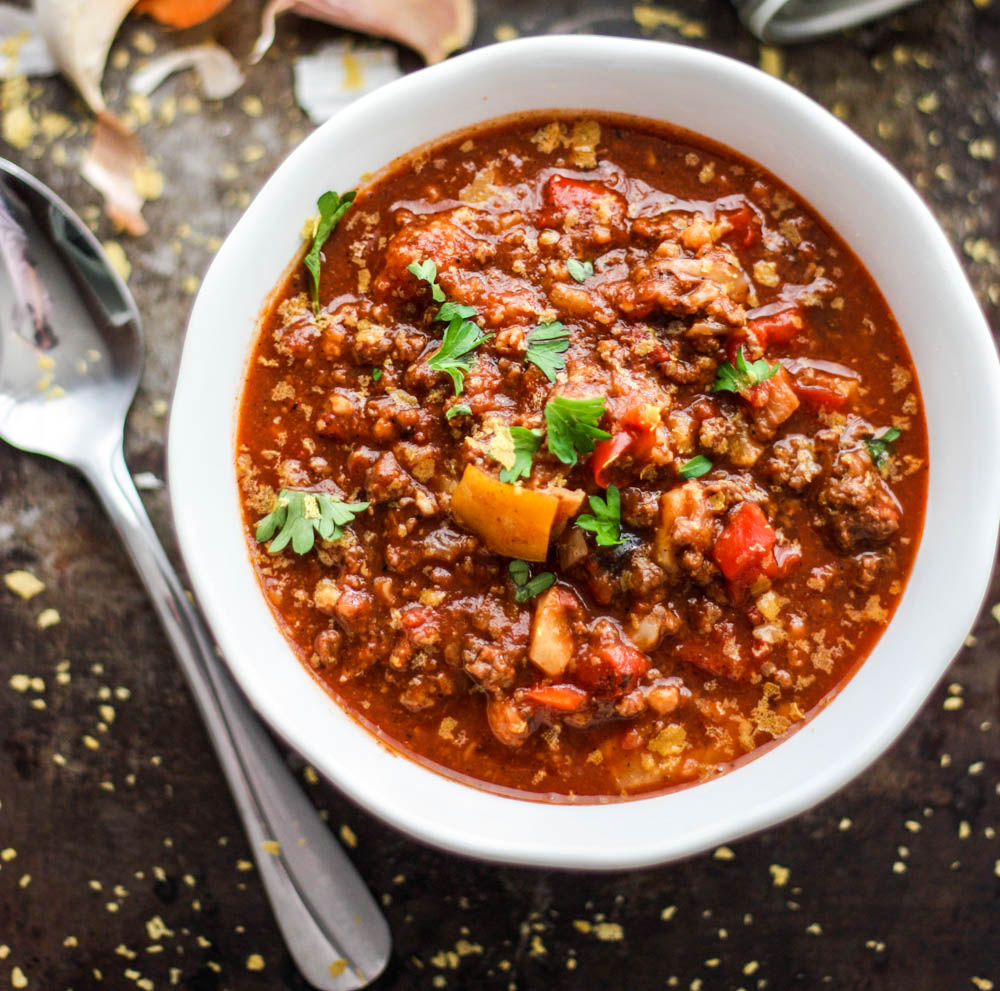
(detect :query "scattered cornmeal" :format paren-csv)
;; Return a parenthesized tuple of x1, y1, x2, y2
(37, 608, 60, 629)
(246, 953, 265, 971)
(4, 570, 44, 599)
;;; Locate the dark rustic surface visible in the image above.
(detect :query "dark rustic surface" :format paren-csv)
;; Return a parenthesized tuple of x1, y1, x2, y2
(2, 1, 999, 989)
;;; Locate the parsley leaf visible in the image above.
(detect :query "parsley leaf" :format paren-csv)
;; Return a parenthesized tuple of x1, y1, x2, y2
(371, 368, 382, 381)
(255, 489, 370, 555)
(427, 316, 494, 395)
(525, 321, 570, 383)
(446, 403, 472, 421)
(509, 560, 556, 603)
(407, 258, 446, 302)
(497, 426, 543, 483)
(544, 395, 611, 466)
(566, 258, 594, 283)
(435, 301, 477, 323)
(865, 426, 901, 470)
(679, 454, 713, 479)
(713, 346, 780, 395)
(304, 190, 356, 314)
(576, 484, 624, 547)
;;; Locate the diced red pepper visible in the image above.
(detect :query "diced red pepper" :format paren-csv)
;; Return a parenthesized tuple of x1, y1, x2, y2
(538, 174, 621, 229)
(521, 684, 589, 712)
(591, 432, 633, 487)
(748, 308, 804, 348)
(575, 642, 649, 697)
(723, 205, 760, 248)
(591, 404, 660, 485)
(620, 404, 659, 460)
(712, 501, 778, 586)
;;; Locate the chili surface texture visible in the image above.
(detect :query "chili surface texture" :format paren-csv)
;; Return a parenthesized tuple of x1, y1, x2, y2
(236, 113, 928, 799)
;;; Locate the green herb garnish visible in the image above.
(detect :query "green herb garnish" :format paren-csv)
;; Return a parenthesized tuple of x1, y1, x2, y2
(865, 426, 901, 470)
(407, 258, 446, 302)
(304, 190, 356, 314)
(497, 426, 543, 484)
(713, 346, 780, 395)
(255, 489, 370, 555)
(679, 455, 713, 479)
(544, 395, 611, 466)
(435, 300, 477, 323)
(427, 315, 494, 395)
(576, 484, 624, 547)
(566, 258, 594, 283)
(525, 321, 570, 383)
(371, 368, 382, 381)
(446, 403, 472, 421)
(509, 559, 556, 603)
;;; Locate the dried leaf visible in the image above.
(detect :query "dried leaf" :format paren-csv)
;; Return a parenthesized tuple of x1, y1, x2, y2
(253, 0, 476, 66)
(34, 0, 135, 115)
(80, 114, 150, 236)
(128, 41, 244, 100)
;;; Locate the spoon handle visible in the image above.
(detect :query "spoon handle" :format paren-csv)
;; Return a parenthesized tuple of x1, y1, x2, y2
(80, 440, 391, 991)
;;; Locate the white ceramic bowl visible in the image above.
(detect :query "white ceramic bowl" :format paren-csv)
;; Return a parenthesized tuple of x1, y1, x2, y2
(169, 36, 1000, 869)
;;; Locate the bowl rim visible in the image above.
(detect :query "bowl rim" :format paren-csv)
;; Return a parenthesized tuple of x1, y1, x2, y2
(168, 34, 1000, 869)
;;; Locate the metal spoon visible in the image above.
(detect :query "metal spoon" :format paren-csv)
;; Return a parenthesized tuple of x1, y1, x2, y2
(0, 159, 391, 990)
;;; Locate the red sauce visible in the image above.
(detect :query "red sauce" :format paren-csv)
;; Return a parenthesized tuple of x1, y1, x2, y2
(235, 112, 927, 799)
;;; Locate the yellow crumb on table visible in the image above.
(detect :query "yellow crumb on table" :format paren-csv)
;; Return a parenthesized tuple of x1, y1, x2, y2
(37, 608, 60, 629)
(3, 570, 45, 600)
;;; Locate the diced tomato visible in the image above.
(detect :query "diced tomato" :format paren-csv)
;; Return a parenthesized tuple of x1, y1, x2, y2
(538, 174, 623, 229)
(712, 501, 778, 586)
(592, 432, 633, 487)
(723, 205, 760, 248)
(543, 174, 608, 212)
(620, 404, 660, 460)
(748, 308, 804, 348)
(521, 684, 589, 712)
(575, 642, 649, 697)
(591, 404, 661, 485)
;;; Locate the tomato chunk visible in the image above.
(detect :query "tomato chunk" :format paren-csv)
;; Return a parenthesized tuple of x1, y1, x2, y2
(591, 404, 660, 485)
(748, 308, 804, 348)
(542, 174, 610, 213)
(620, 404, 660, 460)
(575, 642, 649, 697)
(712, 501, 778, 586)
(537, 174, 626, 233)
(723, 205, 760, 248)
(591, 432, 633, 487)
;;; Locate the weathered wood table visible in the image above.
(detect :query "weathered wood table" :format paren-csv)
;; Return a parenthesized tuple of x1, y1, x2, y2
(1, 1, 998, 988)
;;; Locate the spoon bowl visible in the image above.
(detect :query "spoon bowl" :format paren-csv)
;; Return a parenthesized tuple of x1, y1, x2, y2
(0, 161, 139, 466)
(0, 158, 391, 990)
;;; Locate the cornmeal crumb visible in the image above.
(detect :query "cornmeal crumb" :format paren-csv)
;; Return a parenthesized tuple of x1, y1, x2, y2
(4, 570, 45, 599)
